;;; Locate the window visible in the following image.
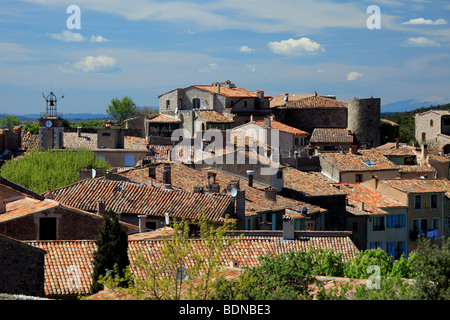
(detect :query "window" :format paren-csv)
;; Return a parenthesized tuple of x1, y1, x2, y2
(413, 218, 428, 232)
(414, 195, 422, 210)
(373, 216, 385, 231)
(39, 217, 57, 240)
(370, 241, 383, 250)
(422, 132, 426, 142)
(277, 171, 283, 179)
(363, 160, 376, 166)
(387, 214, 406, 228)
(430, 119, 434, 127)
(355, 174, 363, 182)
(431, 194, 438, 209)
(102, 132, 110, 136)
(244, 101, 247, 108)
(124, 155, 135, 167)
(193, 98, 201, 109)
(178, 98, 182, 109)
(166, 100, 170, 108)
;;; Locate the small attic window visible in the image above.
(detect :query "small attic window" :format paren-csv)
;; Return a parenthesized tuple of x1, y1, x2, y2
(430, 119, 434, 127)
(363, 160, 376, 166)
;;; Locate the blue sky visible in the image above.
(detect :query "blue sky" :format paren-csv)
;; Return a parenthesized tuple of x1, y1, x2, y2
(1, 0, 450, 115)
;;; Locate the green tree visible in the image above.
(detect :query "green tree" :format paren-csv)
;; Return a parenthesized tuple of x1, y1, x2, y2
(110, 215, 238, 300)
(343, 249, 393, 279)
(91, 211, 129, 294)
(23, 122, 39, 134)
(0, 115, 21, 130)
(410, 238, 450, 300)
(310, 248, 344, 277)
(221, 251, 319, 300)
(106, 96, 136, 124)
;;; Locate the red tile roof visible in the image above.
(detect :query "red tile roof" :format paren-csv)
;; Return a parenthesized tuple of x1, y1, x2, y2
(381, 179, 448, 194)
(283, 168, 346, 197)
(310, 128, 353, 144)
(147, 114, 181, 123)
(334, 183, 407, 215)
(118, 164, 324, 216)
(283, 96, 348, 109)
(320, 149, 399, 172)
(252, 120, 309, 136)
(193, 85, 271, 98)
(42, 179, 234, 223)
(375, 143, 417, 157)
(26, 233, 359, 297)
(195, 110, 234, 123)
(270, 93, 315, 108)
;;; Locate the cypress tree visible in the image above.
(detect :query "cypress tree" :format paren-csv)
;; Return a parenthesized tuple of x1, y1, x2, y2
(91, 211, 129, 294)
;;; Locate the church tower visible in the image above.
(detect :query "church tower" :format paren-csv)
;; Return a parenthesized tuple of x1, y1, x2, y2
(38, 92, 65, 150)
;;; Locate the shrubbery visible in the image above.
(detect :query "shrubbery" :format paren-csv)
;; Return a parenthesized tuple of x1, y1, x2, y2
(0, 148, 110, 194)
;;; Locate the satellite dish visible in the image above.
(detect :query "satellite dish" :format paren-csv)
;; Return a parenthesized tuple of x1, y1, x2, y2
(164, 212, 170, 225)
(175, 265, 188, 281)
(91, 169, 96, 179)
(230, 188, 238, 197)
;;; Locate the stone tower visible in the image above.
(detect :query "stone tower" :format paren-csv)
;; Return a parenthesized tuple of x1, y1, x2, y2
(38, 92, 65, 151)
(347, 97, 381, 148)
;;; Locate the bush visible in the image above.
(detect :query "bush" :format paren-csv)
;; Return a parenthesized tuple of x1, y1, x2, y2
(0, 148, 110, 194)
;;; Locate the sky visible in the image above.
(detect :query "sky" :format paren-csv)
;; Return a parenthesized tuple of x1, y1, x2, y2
(0, 0, 450, 115)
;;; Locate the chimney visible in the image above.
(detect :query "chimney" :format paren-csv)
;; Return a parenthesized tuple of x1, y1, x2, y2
(246, 170, 255, 187)
(214, 82, 221, 93)
(193, 185, 204, 193)
(235, 189, 246, 230)
(350, 145, 358, 154)
(77, 126, 82, 137)
(0, 198, 7, 214)
(263, 116, 271, 129)
(257, 89, 264, 100)
(148, 164, 156, 179)
(162, 163, 172, 187)
(105, 170, 113, 180)
(395, 138, 399, 149)
(209, 183, 220, 193)
(282, 215, 295, 240)
(264, 186, 277, 202)
(229, 259, 240, 268)
(359, 201, 365, 211)
(95, 166, 103, 177)
(138, 215, 147, 233)
(421, 144, 428, 165)
(97, 199, 106, 214)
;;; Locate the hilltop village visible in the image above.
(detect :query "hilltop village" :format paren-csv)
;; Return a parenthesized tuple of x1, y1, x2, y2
(1, 80, 449, 299)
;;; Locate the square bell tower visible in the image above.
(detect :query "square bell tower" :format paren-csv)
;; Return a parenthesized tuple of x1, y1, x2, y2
(39, 91, 65, 151)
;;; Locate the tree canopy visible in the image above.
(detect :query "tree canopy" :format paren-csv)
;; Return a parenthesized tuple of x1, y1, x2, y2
(106, 96, 137, 124)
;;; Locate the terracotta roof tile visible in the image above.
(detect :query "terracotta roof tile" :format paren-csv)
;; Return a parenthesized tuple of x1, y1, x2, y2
(193, 85, 271, 98)
(381, 179, 448, 194)
(283, 168, 346, 197)
(252, 120, 309, 136)
(118, 164, 324, 216)
(42, 179, 234, 223)
(310, 128, 353, 144)
(320, 149, 399, 172)
(26, 233, 359, 297)
(283, 96, 348, 109)
(334, 183, 407, 215)
(147, 114, 181, 123)
(195, 110, 234, 123)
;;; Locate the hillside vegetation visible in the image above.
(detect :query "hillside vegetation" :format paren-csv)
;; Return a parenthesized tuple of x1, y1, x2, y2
(384, 102, 450, 145)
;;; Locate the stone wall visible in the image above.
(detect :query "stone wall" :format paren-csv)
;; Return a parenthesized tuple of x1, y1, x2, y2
(0, 235, 45, 297)
(347, 98, 381, 148)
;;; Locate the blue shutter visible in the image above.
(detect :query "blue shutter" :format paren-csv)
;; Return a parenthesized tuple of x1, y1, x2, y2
(124, 155, 135, 167)
(402, 214, 406, 228)
(402, 241, 407, 256)
(370, 242, 374, 249)
(379, 241, 383, 250)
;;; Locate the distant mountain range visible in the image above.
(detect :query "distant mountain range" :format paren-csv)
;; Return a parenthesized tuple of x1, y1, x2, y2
(381, 99, 448, 113)
(0, 113, 111, 120)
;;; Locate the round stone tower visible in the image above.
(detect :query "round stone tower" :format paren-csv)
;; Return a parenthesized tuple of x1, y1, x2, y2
(347, 97, 381, 148)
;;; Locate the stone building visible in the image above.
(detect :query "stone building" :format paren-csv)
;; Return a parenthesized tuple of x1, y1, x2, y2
(0, 234, 46, 297)
(415, 109, 450, 153)
(157, 80, 271, 139)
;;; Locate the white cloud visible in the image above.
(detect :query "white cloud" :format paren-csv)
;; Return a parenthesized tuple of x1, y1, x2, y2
(404, 37, 441, 47)
(239, 45, 255, 53)
(403, 18, 447, 25)
(246, 64, 256, 72)
(268, 37, 324, 56)
(346, 72, 364, 81)
(50, 30, 85, 42)
(60, 55, 118, 73)
(199, 62, 219, 73)
(90, 35, 110, 42)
